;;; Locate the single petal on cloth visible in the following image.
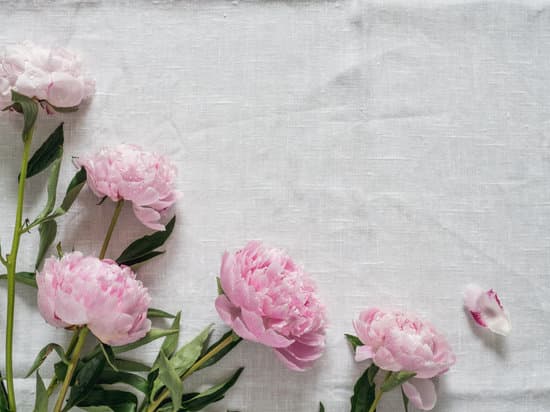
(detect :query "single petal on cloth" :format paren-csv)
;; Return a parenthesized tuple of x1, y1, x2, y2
(464, 284, 511, 336)
(402, 378, 437, 411)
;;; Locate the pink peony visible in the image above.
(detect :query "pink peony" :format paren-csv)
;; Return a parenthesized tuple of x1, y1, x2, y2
(77, 144, 180, 231)
(464, 284, 511, 336)
(215, 241, 326, 371)
(354, 308, 455, 410)
(0, 41, 94, 109)
(37, 252, 151, 346)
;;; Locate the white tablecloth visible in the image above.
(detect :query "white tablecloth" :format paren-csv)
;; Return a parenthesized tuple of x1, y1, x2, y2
(0, 1, 549, 411)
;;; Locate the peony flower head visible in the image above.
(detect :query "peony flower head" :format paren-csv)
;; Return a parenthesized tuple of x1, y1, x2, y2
(353, 308, 455, 410)
(37, 252, 151, 346)
(215, 241, 326, 371)
(464, 283, 511, 336)
(77, 144, 180, 231)
(0, 41, 94, 109)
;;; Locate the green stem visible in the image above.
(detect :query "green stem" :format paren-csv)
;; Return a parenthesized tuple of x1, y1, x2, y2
(5, 132, 34, 411)
(53, 327, 88, 412)
(99, 200, 124, 259)
(368, 371, 393, 412)
(46, 329, 80, 397)
(146, 333, 241, 412)
(44, 201, 123, 402)
(368, 390, 383, 412)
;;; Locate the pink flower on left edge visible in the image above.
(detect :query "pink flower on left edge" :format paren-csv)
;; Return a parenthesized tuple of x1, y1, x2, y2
(464, 284, 511, 336)
(0, 41, 94, 109)
(77, 144, 180, 231)
(37, 252, 151, 346)
(215, 241, 327, 371)
(353, 308, 456, 410)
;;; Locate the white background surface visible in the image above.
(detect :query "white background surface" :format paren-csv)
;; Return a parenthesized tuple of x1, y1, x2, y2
(0, 1, 549, 411)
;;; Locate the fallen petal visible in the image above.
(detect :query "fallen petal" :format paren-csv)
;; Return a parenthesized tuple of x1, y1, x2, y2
(464, 284, 511, 336)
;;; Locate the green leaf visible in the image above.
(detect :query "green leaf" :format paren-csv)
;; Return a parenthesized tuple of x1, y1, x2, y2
(25, 123, 64, 179)
(25, 342, 69, 378)
(401, 387, 409, 412)
(367, 365, 379, 386)
(7, 91, 38, 142)
(33, 371, 48, 412)
(195, 330, 242, 372)
(345, 334, 363, 353)
(148, 308, 177, 319)
(112, 358, 150, 373)
(64, 355, 106, 411)
(54, 361, 68, 382)
(150, 324, 211, 402)
(149, 312, 182, 400)
(57, 167, 87, 214)
(350, 365, 377, 412)
(27, 168, 87, 230)
(180, 367, 244, 411)
(216, 277, 224, 295)
(0, 271, 37, 288)
(116, 216, 176, 266)
(156, 311, 182, 362)
(0, 371, 9, 411)
(120, 251, 165, 267)
(77, 387, 137, 412)
(380, 371, 416, 393)
(157, 352, 183, 412)
(98, 369, 148, 394)
(112, 328, 179, 354)
(319, 402, 325, 412)
(35, 150, 62, 221)
(35, 220, 57, 269)
(170, 324, 212, 375)
(100, 344, 119, 372)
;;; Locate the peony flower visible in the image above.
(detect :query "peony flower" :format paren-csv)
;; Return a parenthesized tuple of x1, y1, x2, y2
(37, 252, 151, 346)
(0, 41, 94, 109)
(353, 308, 455, 410)
(215, 241, 326, 371)
(464, 283, 511, 336)
(77, 144, 180, 231)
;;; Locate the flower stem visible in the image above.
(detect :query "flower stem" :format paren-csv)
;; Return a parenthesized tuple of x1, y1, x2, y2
(368, 371, 393, 412)
(53, 327, 89, 412)
(5, 132, 34, 411)
(99, 200, 124, 259)
(46, 329, 80, 397)
(368, 390, 383, 412)
(146, 332, 241, 412)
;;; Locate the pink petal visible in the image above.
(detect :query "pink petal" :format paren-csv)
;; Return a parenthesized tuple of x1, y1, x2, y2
(132, 205, 164, 231)
(47, 72, 84, 107)
(355, 345, 374, 362)
(273, 347, 314, 371)
(231, 315, 263, 343)
(372, 346, 402, 372)
(214, 295, 238, 325)
(478, 291, 512, 336)
(464, 284, 511, 336)
(402, 378, 437, 411)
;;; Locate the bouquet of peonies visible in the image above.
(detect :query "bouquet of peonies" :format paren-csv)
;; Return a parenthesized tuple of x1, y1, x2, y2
(0, 42, 328, 412)
(0, 42, 512, 412)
